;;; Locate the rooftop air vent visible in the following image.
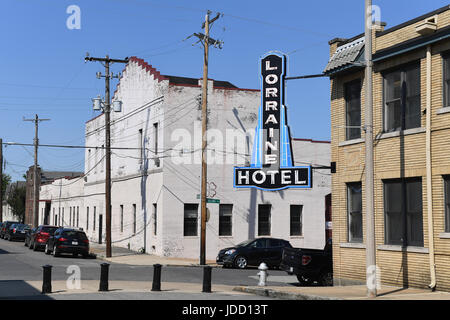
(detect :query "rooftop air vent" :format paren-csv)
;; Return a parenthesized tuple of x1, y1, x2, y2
(415, 15, 438, 35)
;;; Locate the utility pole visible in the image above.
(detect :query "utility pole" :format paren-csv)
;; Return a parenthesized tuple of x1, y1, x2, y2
(85, 54, 128, 258)
(190, 11, 223, 265)
(0, 138, 3, 223)
(23, 115, 50, 228)
(364, 0, 377, 298)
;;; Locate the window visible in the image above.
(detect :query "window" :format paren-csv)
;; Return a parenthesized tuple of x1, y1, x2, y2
(383, 63, 421, 132)
(219, 204, 232, 236)
(268, 238, 282, 247)
(345, 80, 361, 140)
(384, 178, 423, 246)
(184, 204, 198, 236)
(153, 204, 157, 236)
(290, 205, 303, 236)
(69, 207, 72, 226)
(154, 123, 159, 167)
(258, 204, 271, 236)
(120, 205, 124, 233)
(138, 129, 143, 165)
(93, 207, 96, 231)
(101, 145, 105, 172)
(250, 238, 267, 248)
(133, 204, 137, 235)
(86, 207, 89, 231)
(76, 207, 79, 227)
(88, 149, 91, 172)
(444, 54, 450, 108)
(347, 182, 363, 243)
(444, 177, 450, 233)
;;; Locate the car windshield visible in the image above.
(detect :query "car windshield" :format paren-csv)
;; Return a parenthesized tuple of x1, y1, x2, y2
(236, 239, 254, 247)
(41, 227, 58, 234)
(14, 224, 27, 230)
(62, 231, 87, 240)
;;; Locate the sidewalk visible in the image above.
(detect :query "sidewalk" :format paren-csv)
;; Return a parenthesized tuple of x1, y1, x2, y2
(89, 243, 218, 267)
(0, 280, 258, 300)
(87, 244, 450, 300)
(233, 284, 450, 300)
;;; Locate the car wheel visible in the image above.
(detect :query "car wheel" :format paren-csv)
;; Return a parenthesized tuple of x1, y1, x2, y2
(234, 256, 248, 269)
(33, 243, 39, 251)
(45, 244, 51, 255)
(297, 275, 314, 286)
(319, 271, 333, 286)
(53, 245, 59, 257)
(24, 239, 28, 247)
(72, 253, 78, 258)
(8, 236, 12, 241)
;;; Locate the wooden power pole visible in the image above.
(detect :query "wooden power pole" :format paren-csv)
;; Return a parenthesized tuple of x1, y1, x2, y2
(85, 55, 128, 258)
(23, 115, 50, 227)
(192, 11, 223, 265)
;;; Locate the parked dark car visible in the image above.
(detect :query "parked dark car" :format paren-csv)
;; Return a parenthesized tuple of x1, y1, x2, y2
(24, 227, 37, 247)
(280, 238, 333, 286)
(29, 225, 59, 251)
(0, 221, 20, 239)
(45, 228, 90, 258)
(216, 237, 292, 269)
(4, 223, 30, 241)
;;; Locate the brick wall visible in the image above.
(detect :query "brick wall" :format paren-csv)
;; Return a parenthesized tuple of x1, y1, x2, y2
(330, 9, 450, 290)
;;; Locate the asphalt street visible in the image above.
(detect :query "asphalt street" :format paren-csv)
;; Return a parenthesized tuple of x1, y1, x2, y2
(0, 238, 298, 299)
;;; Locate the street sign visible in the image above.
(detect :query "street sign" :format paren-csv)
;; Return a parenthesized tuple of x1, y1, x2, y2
(196, 194, 220, 203)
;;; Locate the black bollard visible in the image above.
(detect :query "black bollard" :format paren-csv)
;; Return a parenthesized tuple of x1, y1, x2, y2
(42, 265, 52, 294)
(202, 266, 212, 293)
(152, 264, 162, 291)
(99, 263, 110, 292)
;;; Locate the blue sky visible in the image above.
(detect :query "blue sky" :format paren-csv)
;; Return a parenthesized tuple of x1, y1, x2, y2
(0, 0, 448, 181)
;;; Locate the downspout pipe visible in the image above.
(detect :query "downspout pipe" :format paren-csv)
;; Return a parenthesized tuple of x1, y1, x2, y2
(426, 44, 436, 291)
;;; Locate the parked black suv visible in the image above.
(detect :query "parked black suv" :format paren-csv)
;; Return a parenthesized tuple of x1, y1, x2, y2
(4, 223, 30, 241)
(0, 221, 20, 239)
(216, 237, 292, 269)
(45, 228, 90, 258)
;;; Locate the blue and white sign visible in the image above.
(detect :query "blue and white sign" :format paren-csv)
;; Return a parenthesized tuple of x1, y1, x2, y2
(234, 52, 312, 191)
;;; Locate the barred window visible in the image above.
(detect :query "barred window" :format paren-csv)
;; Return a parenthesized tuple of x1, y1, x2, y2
(444, 54, 450, 108)
(384, 178, 423, 246)
(219, 204, 232, 236)
(120, 205, 124, 233)
(345, 80, 361, 140)
(444, 176, 450, 233)
(133, 204, 137, 235)
(384, 63, 421, 132)
(258, 204, 271, 236)
(347, 182, 363, 243)
(184, 204, 198, 236)
(290, 205, 303, 236)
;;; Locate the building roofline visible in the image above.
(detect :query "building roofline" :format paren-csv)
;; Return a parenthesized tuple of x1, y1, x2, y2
(373, 24, 450, 62)
(377, 5, 450, 37)
(85, 112, 104, 124)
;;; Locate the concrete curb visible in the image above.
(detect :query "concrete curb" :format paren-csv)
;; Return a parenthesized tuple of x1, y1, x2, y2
(232, 286, 343, 300)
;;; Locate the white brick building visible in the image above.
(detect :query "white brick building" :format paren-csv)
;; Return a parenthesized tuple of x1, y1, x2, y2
(39, 57, 331, 260)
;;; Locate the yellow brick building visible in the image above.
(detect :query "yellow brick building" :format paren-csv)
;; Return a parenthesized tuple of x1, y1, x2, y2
(325, 5, 450, 290)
